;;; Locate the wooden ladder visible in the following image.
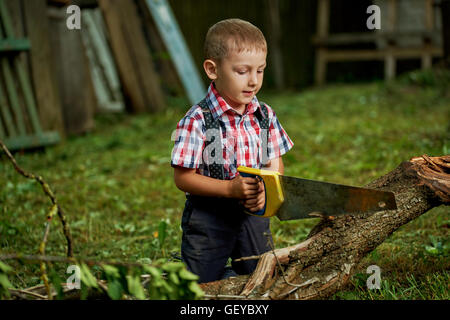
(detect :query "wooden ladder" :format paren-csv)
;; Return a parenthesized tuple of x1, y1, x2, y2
(0, 0, 60, 150)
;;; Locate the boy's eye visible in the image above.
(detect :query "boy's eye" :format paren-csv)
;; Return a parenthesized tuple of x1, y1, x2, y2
(237, 70, 247, 75)
(257, 70, 264, 74)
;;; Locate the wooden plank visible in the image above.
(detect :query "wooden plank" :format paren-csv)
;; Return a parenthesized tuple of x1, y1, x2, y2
(314, 0, 329, 86)
(0, 78, 5, 136)
(48, 7, 95, 135)
(99, 0, 166, 113)
(1, 58, 26, 135)
(4, 131, 60, 150)
(0, 0, 27, 136)
(425, 0, 434, 31)
(81, 10, 113, 113)
(81, 9, 124, 112)
(387, 0, 397, 32)
(4, 0, 28, 71)
(14, 54, 43, 134)
(1, 0, 42, 135)
(0, 73, 16, 136)
(422, 0, 434, 69)
(324, 47, 443, 61)
(23, 0, 65, 135)
(385, 47, 396, 81)
(136, 0, 182, 96)
(99, 0, 146, 113)
(317, 0, 329, 38)
(441, 0, 450, 65)
(421, 48, 432, 69)
(385, 0, 397, 80)
(119, 0, 166, 112)
(91, 9, 123, 102)
(312, 31, 438, 46)
(314, 48, 327, 86)
(266, 0, 284, 89)
(145, 0, 204, 105)
(0, 110, 5, 137)
(0, 39, 30, 52)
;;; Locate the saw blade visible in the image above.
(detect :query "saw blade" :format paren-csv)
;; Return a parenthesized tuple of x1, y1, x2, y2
(276, 175, 397, 221)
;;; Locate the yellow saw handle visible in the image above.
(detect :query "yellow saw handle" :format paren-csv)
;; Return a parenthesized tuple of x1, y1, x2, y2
(237, 166, 284, 218)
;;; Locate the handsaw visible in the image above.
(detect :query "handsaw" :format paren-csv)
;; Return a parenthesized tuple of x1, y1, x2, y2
(237, 166, 397, 220)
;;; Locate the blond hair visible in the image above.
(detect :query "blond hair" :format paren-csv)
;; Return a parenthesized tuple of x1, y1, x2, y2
(204, 18, 267, 61)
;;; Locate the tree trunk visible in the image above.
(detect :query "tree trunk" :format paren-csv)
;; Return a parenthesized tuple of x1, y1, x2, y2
(199, 155, 450, 299)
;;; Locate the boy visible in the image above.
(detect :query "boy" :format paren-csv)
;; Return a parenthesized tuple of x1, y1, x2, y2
(171, 18, 294, 283)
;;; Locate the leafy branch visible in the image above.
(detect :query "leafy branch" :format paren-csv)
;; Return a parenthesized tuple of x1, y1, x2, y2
(0, 140, 204, 300)
(0, 255, 203, 300)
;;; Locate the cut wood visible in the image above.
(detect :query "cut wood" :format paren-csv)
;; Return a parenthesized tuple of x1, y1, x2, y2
(199, 155, 450, 300)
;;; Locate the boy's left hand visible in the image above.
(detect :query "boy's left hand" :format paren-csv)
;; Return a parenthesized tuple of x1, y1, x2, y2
(240, 180, 265, 212)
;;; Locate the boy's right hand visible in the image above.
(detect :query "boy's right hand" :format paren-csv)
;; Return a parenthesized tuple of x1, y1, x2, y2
(228, 174, 261, 199)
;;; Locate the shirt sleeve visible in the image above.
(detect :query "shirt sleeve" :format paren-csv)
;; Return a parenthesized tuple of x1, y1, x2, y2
(171, 115, 205, 169)
(267, 108, 294, 160)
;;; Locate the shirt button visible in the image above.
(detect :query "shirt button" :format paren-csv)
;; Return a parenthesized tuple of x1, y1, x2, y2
(245, 145, 249, 151)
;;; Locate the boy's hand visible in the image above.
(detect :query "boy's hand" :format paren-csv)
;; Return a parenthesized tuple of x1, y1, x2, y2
(228, 174, 261, 200)
(241, 180, 265, 212)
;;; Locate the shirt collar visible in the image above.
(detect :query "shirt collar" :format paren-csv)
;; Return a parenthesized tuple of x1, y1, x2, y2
(204, 82, 265, 121)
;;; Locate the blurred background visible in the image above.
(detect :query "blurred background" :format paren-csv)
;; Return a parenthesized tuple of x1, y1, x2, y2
(0, 0, 447, 146)
(0, 0, 449, 300)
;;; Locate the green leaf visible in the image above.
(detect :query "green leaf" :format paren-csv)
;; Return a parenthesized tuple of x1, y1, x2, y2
(161, 280, 174, 294)
(126, 275, 146, 300)
(188, 281, 204, 299)
(425, 245, 439, 255)
(143, 266, 162, 278)
(49, 270, 64, 300)
(80, 282, 89, 300)
(0, 261, 13, 273)
(158, 220, 167, 247)
(162, 262, 184, 273)
(80, 263, 99, 288)
(107, 280, 124, 300)
(0, 274, 13, 298)
(178, 268, 198, 281)
(152, 278, 165, 288)
(168, 272, 180, 285)
(102, 265, 120, 279)
(0, 274, 13, 289)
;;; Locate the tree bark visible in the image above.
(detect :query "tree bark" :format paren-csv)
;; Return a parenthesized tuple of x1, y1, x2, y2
(199, 155, 450, 299)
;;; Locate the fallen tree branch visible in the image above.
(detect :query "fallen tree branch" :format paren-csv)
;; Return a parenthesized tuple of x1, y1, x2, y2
(0, 253, 149, 268)
(200, 155, 450, 299)
(0, 140, 74, 258)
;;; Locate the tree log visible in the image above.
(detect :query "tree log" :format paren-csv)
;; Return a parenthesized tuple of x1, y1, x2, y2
(199, 155, 450, 299)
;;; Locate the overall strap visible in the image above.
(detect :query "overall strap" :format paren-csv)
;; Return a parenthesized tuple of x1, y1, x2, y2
(199, 99, 225, 180)
(257, 102, 270, 130)
(257, 102, 270, 166)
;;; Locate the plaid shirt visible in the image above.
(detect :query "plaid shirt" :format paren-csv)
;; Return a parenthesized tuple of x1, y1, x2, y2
(171, 82, 294, 180)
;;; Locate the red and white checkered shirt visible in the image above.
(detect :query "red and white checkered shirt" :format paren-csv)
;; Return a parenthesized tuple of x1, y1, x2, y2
(171, 82, 294, 180)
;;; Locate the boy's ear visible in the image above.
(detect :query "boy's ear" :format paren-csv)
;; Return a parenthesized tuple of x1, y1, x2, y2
(203, 59, 218, 80)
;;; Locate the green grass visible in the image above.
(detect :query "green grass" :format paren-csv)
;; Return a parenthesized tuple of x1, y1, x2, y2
(1, 69, 449, 299)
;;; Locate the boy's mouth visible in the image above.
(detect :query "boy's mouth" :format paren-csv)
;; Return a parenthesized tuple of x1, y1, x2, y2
(242, 90, 254, 96)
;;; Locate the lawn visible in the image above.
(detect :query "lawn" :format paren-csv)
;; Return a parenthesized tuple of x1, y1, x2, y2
(0, 69, 449, 299)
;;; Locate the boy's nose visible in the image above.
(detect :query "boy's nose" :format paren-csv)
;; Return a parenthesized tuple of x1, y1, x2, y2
(248, 72, 258, 86)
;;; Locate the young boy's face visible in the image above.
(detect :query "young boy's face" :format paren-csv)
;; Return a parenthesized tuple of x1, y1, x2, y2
(205, 47, 267, 113)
